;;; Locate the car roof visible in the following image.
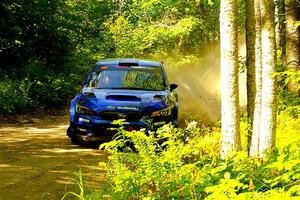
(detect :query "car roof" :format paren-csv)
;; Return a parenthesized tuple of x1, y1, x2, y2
(95, 58, 162, 67)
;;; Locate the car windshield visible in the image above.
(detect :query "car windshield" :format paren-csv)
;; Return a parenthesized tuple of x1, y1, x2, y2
(87, 66, 165, 91)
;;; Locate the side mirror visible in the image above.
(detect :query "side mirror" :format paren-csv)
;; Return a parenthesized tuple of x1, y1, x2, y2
(170, 83, 178, 91)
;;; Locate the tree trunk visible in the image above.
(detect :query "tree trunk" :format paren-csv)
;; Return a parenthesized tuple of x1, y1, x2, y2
(220, 0, 241, 159)
(246, 0, 256, 153)
(259, 0, 277, 157)
(249, 0, 263, 157)
(275, 0, 286, 55)
(285, 0, 300, 93)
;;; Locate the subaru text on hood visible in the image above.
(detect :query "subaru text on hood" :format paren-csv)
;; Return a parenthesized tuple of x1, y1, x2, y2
(67, 59, 178, 143)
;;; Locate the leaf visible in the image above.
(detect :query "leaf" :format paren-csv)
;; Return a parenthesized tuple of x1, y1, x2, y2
(224, 172, 231, 180)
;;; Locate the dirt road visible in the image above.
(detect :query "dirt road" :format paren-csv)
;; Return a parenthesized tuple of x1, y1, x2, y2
(0, 114, 107, 200)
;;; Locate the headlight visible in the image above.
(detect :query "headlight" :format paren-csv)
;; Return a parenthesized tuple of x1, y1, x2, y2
(151, 107, 172, 117)
(76, 103, 95, 115)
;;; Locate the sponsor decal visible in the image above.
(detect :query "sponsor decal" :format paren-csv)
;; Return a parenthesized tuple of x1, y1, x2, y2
(117, 106, 139, 111)
(106, 106, 139, 111)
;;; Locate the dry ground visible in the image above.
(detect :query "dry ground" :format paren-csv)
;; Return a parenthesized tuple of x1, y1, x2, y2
(0, 113, 107, 200)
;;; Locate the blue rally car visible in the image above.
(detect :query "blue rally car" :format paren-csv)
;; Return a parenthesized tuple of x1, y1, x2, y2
(67, 58, 178, 143)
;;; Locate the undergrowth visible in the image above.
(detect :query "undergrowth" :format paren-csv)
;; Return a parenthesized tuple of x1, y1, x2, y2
(64, 109, 300, 199)
(0, 73, 82, 115)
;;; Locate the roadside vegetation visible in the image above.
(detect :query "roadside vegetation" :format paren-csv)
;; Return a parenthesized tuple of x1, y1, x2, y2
(64, 70, 300, 199)
(63, 91, 300, 199)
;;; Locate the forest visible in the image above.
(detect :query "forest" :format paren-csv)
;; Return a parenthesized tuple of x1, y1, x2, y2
(0, 0, 220, 114)
(0, 0, 300, 199)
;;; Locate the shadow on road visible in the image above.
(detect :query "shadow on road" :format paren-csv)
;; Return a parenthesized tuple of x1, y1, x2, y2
(0, 115, 107, 200)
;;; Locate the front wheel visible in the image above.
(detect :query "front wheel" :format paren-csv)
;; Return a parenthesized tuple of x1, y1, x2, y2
(70, 136, 81, 145)
(172, 107, 178, 128)
(172, 118, 178, 128)
(67, 126, 82, 145)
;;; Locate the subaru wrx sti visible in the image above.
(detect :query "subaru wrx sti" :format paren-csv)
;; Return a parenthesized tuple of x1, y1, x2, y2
(67, 59, 178, 143)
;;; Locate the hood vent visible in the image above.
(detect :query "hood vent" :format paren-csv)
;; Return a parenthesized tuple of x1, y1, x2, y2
(153, 95, 165, 100)
(106, 95, 141, 101)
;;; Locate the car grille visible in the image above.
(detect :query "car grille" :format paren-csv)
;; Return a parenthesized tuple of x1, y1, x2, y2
(92, 124, 117, 135)
(99, 111, 143, 121)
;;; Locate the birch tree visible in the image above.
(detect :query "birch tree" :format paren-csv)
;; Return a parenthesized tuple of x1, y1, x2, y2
(259, 0, 277, 157)
(220, 0, 241, 159)
(249, 0, 263, 157)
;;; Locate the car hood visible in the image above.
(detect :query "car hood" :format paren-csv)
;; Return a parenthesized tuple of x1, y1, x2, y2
(76, 88, 170, 113)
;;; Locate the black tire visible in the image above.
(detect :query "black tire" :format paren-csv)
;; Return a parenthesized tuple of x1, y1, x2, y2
(71, 136, 81, 145)
(172, 111, 178, 128)
(172, 119, 178, 128)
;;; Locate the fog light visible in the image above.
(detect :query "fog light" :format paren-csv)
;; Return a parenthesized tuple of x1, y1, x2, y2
(78, 127, 87, 132)
(87, 132, 93, 137)
(79, 118, 90, 123)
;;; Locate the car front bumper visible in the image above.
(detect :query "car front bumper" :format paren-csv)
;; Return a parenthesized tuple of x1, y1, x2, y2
(67, 113, 171, 142)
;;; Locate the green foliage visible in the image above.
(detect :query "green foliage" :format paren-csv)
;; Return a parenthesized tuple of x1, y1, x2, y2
(65, 113, 300, 199)
(277, 112, 300, 149)
(0, 0, 71, 74)
(277, 70, 300, 92)
(1, 0, 250, 114)
(277, 70, 300, 118)
(62, 0, 117, 62)
(0, 78, 28, 114)
(0, 69, 83, 114)
(276, 48, 300, 118)
(62, 170, 86, 200)
(106, 0, 220, 59)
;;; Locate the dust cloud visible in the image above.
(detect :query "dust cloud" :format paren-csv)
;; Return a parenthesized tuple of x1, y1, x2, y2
(166, 40, 247, 124)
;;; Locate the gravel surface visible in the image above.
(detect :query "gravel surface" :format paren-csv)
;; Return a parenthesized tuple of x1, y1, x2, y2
(0, 114, 107, 200)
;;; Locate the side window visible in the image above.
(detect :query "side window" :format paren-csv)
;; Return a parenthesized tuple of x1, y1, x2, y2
(88, 72, 99, 88)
